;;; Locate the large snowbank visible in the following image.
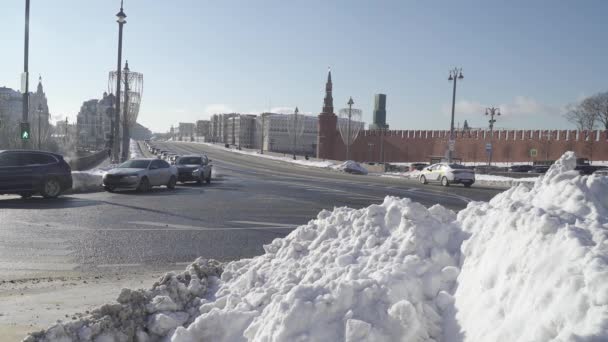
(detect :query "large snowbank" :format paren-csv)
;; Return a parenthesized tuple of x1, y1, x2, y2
(455, 151, 608, 341)
(172, 198, 463, 341)
(26, 152, 608, 341)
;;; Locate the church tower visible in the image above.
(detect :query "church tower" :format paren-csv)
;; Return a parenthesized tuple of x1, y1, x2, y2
(317, 68, 337, 159)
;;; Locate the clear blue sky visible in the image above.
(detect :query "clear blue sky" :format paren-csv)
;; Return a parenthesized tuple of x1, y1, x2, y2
(1, 0, 607, 132)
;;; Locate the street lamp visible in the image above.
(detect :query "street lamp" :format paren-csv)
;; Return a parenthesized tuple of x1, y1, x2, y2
(447, 67, 464, 162)
(113, 0, 127, 163)
(485, 107, 500, 166)
(22, 0, 31, 148)
(346, 97, 354, 160)
(292, 107, 299, 160)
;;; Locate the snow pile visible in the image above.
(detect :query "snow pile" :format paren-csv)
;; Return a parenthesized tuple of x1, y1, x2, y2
(171, 197, 464, 341)
(473, 174, 537, 187)
(25, 151, 608, 341)
(24, 259, 223, 342)
(455, 151, 608, 341)
(70, 164, 117, 192)
(130, 139, 145, 159)
(333, 160, 369, 175)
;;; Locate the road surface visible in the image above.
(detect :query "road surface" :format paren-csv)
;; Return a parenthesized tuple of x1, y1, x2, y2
(0, 141, 503, 339)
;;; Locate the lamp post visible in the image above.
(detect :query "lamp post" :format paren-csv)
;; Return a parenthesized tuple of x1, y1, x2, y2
(485, 106, 500, 166)
(346, 97, 354, 160)
(447, 67, 464, 162)
(113, 1, 127, 163)
(292, 107, 299, 160)
(22, 0, 31, 148)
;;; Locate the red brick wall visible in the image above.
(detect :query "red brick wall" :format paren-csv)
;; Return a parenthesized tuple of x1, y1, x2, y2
(325, 129, 608, 162)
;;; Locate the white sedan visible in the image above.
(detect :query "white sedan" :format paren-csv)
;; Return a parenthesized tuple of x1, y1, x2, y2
(418, 163, 475, 187)
(102, 158, 178, 192)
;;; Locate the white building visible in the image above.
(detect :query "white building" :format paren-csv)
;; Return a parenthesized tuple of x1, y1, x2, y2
(253, 113, 318, 155)
(177, 122, 196, 140)
(76, 92, 115, 149)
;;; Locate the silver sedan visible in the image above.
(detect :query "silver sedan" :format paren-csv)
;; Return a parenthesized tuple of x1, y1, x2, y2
(102, 158, 178, 192)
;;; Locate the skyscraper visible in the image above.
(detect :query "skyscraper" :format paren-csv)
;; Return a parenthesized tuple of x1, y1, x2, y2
(369, 94, 388, 130)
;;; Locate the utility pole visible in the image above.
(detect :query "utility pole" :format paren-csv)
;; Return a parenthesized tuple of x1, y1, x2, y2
(485, 107, 500, 166)
(22, 0, 31, 148)
(447, 67, 464, 162)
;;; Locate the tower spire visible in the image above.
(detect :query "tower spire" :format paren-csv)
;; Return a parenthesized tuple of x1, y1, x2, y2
(322, 67, 333, 114)
(36, 74, 43, 94)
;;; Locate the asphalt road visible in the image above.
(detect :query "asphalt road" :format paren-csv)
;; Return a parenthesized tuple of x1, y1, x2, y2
(0, 141, 503, 281)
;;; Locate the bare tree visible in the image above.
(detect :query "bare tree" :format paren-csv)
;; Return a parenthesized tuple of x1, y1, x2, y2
(565, 102, 597, 132)
(582, 92, 608, 130)
(565, 98, 599, 160)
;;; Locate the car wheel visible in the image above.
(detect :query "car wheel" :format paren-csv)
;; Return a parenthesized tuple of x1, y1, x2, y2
(167, 176, 177, 189)
(41, 178, 62, 198)
(441, 177, 450, 187)
(104, 186, 115, 192)
(419, 175, 427, 184)
(20, 193, 33, 199)
(463, 182, 472, 188)
(137, 177, 151, 192)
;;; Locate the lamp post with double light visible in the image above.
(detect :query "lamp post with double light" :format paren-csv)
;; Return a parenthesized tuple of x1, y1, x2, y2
(447, 67, 463, 162)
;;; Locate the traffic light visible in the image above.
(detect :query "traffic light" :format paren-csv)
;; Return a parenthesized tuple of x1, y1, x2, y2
(20, 122, 30, 140)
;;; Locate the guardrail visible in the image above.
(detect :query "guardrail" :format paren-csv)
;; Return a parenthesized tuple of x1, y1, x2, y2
(68, 149, 110, 171)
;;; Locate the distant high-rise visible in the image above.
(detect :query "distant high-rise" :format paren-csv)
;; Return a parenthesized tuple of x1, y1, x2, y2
(369, 94, 388, 130)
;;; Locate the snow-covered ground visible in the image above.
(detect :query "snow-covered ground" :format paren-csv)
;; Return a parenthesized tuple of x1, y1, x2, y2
(26, 152, 608, 341)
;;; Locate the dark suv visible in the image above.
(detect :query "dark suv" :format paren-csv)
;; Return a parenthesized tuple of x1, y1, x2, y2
(0, 150, 73, 199)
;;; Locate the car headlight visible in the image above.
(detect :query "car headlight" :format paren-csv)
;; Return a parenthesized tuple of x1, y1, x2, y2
(192, 168, 201, 176)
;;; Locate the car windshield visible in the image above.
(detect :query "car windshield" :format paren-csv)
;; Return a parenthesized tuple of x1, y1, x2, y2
(178, 157, 202, 165)
(118, 160, 151, 169)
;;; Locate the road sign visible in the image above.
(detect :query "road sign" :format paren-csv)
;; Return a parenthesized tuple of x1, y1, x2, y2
(20, 122, 30, 140)
(530, 148, 537, 157)
(485, 143, 492, 151)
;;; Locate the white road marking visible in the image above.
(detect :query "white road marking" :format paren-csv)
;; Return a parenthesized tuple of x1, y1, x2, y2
(128, 221, 295, 230)
(97, 263, 143, 268)
(228, 220, 298, 227)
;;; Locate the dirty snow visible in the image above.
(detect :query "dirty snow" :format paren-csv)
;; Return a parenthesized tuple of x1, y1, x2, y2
(26, 151, 608, 341)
